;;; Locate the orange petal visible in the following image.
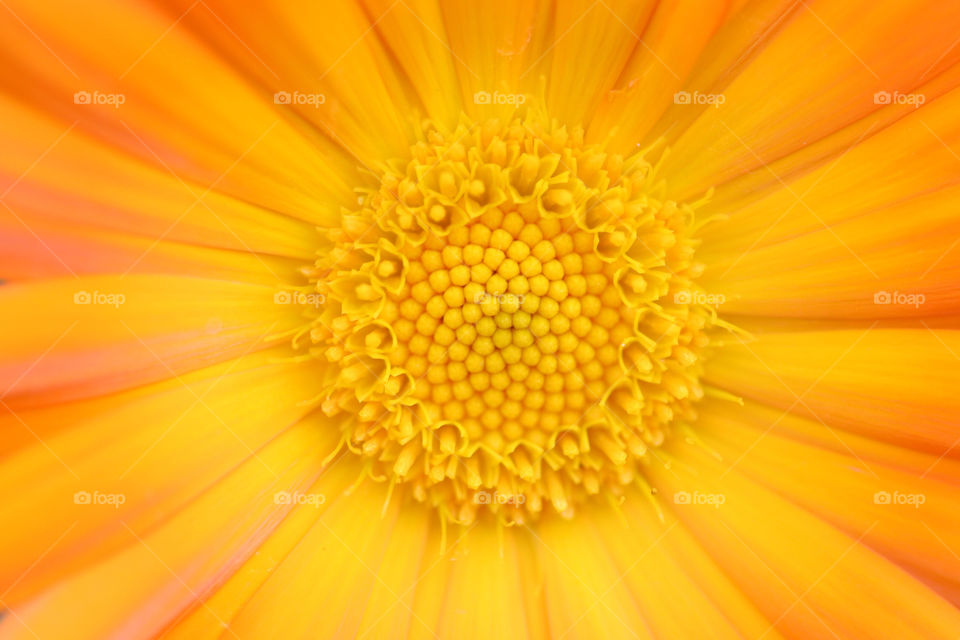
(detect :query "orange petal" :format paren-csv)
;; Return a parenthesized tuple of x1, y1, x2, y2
(0, 274, 303, 406)
(588, 0, 734, 151)
(0, 96, 327, 257)
(704, 327, 960, 456)
(695, 398, 960, 603)
(0, 210, 300, 284)
(0, 0, 359, 231)
(697, 89, 960, 317)
(649, 442, 960, 639)
(657, 0, 960, 199)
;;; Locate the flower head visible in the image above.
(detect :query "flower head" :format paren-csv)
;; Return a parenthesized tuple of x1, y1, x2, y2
(2, 1, 960, 638)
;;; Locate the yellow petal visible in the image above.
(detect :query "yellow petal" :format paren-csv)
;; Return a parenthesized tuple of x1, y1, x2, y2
(545, 0, 659, 126)
(535, 513, 656, 639)
(0, 0, 359, 231)
(0, 347, 317, 603)
(0, 412, 336, 639)
(595, 494, 782, 639)
(440, 0, 554, 123)
(163, 454, 363, 640)
(360, 0, 463, 127)
(226, 481, 420, 639)
(428, 525, 541, 639)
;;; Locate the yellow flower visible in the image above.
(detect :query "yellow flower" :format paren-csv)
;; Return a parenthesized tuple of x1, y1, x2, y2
(1, 1, 959, 638)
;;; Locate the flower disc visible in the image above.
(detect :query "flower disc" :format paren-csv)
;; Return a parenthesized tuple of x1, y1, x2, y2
(301, 112, 720, 524)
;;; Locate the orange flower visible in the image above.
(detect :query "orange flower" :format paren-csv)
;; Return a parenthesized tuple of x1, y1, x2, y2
(2, 1, 959, 638)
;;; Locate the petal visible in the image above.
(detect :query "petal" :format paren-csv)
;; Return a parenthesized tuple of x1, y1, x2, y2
(588, 0, 735, 151)
(1, 0, 359, 233)
(0, 209, 300, 284)
(0, 96, 325, 258)
(0, 412, 336, 639)
(0, 274, 303, 406)
(426, 525, 543, 640)
(542, 0, 659, 126)
(585, 496, 781, 639)
(649, 442, 960, 639)
(225, 481, 420, 639)
(0, 347, 317, 603)
(534, 513, 656, 639)
(160, 456, 364, 639)
(695, 398, 960, 603)
(697, 88, 960, 318)
(656, 0, 960, 198)
(359, 0, 464, 127)
(704, 327, 960, 455)
(440, 0, 554, 123)
(162, 0, 419, 163)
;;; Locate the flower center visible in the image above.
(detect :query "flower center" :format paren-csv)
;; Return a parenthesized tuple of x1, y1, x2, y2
(299, 112, 719, 524)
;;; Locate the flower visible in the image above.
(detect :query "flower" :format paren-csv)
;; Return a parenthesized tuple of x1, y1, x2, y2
(1, 0, 959, 638)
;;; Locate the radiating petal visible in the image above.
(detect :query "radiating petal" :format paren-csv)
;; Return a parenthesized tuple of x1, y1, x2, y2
(0, 275, 303, 406)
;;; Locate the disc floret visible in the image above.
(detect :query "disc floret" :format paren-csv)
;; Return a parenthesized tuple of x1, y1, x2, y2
(300, 112, 719, 524)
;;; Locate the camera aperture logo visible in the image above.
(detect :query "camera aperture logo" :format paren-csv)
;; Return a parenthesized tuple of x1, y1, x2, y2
(274, 290, 326, 307)
(873, 91, 925, 108)
(473, 292, 525, 306)
(274, 491, 326, 507)
(873, 490, 925, 508)
(74, 90, 126, 109)
(674, 490, 726, 509)
(673, 290, 725, 306)
(74, 290, 125, 308)
(873, 290, 925, 308)
(273, 91, 326, 108)
(473, 90, 527, 106)
(673, 91, 725, 108)
(74, 490, 126, 509)
(473, 491, 526, 505)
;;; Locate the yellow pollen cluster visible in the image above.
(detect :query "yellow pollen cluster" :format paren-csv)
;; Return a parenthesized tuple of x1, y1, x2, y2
(299, 113, 719, 525)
